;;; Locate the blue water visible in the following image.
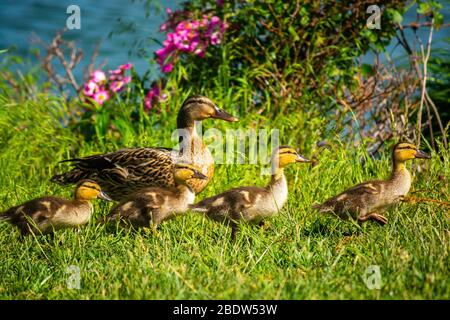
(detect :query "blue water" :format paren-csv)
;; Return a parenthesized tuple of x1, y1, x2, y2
(0, 0, 181, 78)
(0, 1, 448, 81)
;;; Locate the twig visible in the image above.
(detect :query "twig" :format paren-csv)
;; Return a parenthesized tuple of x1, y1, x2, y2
(416, 18, 434, 146)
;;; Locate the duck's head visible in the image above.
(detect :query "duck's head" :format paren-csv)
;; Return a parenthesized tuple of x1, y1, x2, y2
(393, 142, 431, 163)
(173, 163, 208, 184)
(75, 180, 112, 201)
(177, 96, 239, 128)
(272, 145, 311, 168)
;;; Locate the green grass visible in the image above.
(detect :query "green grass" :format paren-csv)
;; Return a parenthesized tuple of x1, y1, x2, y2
(0, 93, 448, 300)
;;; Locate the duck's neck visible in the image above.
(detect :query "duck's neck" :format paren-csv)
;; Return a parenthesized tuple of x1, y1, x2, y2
(177, 112, 196, 139)
(391, 159, 408, 177)
(177, 114, 202, 150)
(389, 159, 412, 196)
(267, 167, 287, 190)
(266, 167, 288, 209)
(176, 184, 196, 203)
(73, 192, 91, 202)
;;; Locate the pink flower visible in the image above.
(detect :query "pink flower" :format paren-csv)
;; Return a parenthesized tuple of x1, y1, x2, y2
(110, 81, 125, 93)
(83, 80, 99, 97)
(155, 15, 227, 73)
(93, 90, 110, 105)
(144, 84, 166, 111)
(120, 63, 133, 70)
(144, 98, 152, 110)
(91, 70, 106, 83)
(162, 63, 174, 73)
(210, 32, 221, 45)
(109, 68, 123, 75)
(122, 76, 131, 84)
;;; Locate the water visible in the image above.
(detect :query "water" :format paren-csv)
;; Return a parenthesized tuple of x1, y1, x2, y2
(0, 1, 448, 81)
(0, 0, 181, 78)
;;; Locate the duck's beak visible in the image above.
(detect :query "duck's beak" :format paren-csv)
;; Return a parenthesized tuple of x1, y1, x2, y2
(98, 191, 113, 201)
(414, 149, 431, 159)
(212, 106, 239, 122)
(192, 171, 208, 180)
(295, 153, 311, 163)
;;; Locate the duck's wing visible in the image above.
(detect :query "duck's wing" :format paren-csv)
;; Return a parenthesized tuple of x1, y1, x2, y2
(51, 148, 179, 200)
(190, 186, 260, 214)
(105, 189, 170, 226)
(313, 180, 383, 213)
(62, 147, 176, 169)
(1, 196, 65, 225)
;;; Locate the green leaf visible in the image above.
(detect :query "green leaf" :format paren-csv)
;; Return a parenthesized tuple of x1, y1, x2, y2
(388, 9, 403, 25)
(361, 63, 375, 77)
(288, 26, 300, 41)
(417, 2, 431, 14)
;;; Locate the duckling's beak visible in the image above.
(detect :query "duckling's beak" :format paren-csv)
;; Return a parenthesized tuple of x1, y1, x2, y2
(295, 154, 311, 163)
(98, 191, 113, 201)
(414, 149, 431, 159)
(192, 171, 208, 180)
(212, 106, 239, 122)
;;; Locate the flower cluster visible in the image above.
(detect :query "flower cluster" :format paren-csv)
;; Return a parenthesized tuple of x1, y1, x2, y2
(156, 9, 227, 73)
(144, 84, 167, 111)
(83, 63, 132, 105)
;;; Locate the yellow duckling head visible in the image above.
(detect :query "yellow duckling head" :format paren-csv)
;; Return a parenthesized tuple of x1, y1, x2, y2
(272, 145, 310, 169)
(177, 96, 239, 127)
(173, 163, 208, 184)
(393, 142, 431, 170)
(75, 180, 112, 201)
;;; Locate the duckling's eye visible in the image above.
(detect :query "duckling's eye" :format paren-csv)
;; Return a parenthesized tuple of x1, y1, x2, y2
(397, 146, 416, 151)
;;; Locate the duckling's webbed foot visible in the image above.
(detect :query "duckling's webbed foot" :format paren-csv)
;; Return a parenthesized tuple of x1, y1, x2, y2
(358, 212, 388, 226)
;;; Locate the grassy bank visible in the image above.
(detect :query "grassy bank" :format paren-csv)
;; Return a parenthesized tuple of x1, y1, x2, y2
(0, 92, 448, 299)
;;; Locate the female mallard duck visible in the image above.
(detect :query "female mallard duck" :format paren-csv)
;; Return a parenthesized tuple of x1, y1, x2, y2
(51, 96, 238, 201)
(0, 180, 111, 236)
(312, 142, 431, 225)
(190, 146, 311, 240)
(102, 163, 207, 229)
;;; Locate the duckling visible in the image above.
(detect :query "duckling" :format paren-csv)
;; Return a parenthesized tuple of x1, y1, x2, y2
(0, 180, 111, 236)
(51, 96, 238, 201)
(312, 142, 431, 225)
(190, 146, 311, 240)
(103, 163, 207, 229)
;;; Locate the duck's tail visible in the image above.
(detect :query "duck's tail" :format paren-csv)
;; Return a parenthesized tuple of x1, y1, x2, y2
(0, 209, 13, 222)
(50, 168, 89, 186)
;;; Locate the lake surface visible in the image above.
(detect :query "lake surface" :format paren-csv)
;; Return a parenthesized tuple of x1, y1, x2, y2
(0, 0, 181, 78)
(0, 1, 448, 81)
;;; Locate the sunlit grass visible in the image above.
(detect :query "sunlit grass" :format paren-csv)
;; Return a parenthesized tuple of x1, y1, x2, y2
(0, 91, 448, 300)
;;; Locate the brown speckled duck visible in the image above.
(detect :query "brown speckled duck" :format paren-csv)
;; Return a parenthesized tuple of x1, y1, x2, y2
(51, 96, 238, 200)
(313, 142, 431, 225)
(103, 163, 207, 229)
(0, 180, 111, 236)
(190, 146, 310, 240)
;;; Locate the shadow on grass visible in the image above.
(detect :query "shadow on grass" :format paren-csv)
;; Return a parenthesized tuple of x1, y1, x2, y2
(302, 217, 363, 237)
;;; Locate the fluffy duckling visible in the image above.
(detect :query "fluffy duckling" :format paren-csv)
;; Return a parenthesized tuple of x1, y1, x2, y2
(190, 146, 311, 240)
(313, 142, 431, 225)
(0, 180, 111, 236)
(103, 163, 207, 229)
